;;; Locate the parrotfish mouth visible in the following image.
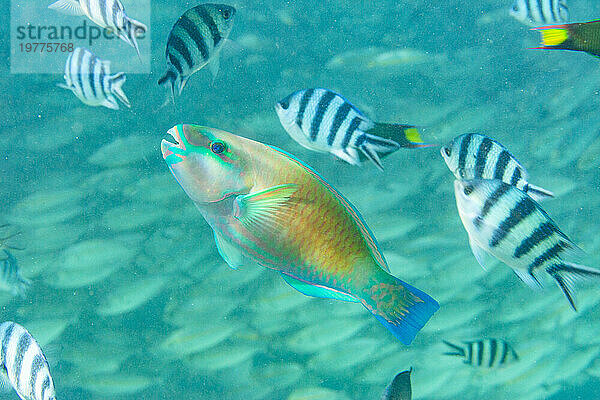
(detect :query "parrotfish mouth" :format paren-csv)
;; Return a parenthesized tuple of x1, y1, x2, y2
(161, 125, 187, 165)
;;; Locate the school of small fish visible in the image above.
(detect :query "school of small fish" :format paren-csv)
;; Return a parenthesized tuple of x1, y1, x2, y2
(2, 0, 600, 399)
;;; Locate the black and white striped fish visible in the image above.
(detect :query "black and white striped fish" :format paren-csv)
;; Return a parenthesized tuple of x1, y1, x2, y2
(509, 0, 568, 27)
(381, 368, 412, 400)
(454, 178, 600, 310)
(59, 47, 130, 110)
(158, 3, 236, 97)
(275, 88, 430, 171)
(48, 0, 147, 57)
(0, 322, 56, 400)
(443, 339, 518, 368)
(441, 133, 554, 202)
(0, 251, 30, 297)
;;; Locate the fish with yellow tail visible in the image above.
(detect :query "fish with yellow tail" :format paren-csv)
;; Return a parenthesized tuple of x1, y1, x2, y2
(161, 124, 439, 344)
(532, 20, 600, 58)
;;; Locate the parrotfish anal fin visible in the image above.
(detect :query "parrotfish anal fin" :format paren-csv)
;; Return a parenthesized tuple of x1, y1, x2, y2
(513, 268, 543, 290)
(266, 146, 390, 273)
(214, 232, 245, 270)
(48, 0, 85, 15)
(233, 184, 299, 236)
(280, 273, 359, 302)
(469, 239, 492, 271)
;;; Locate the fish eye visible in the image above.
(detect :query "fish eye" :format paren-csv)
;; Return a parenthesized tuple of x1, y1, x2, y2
(279, 99, 290, 110)
(512, 4, 519, 11)
(210, 141, 226, 154)
(463, 185, 474, 196)
(444, 147, 451, 157)
(222, 9, 232, 20)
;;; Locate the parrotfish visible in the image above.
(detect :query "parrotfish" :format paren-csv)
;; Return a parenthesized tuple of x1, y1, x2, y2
(532, 20, 600, 57)
(161, 124, 439, 344)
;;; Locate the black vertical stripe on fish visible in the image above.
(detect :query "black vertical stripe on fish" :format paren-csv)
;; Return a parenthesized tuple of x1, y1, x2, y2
(179, 15, 209, 61)
(111, 0, 121, 33)
(310, 91, 336, 141)
(169, 34, 194, 68)
(13, 332, 31, 389)
(510, 167, 522, 186)
(341, 116, 361, 149)
(99, 64, 109, 98)
(514, 222, 556, 258)
(168, 53, 184, 75)
(500, 341, 509, 364)
(466, 342, 473, 365)
(488, 339, 497, 367)
(75, 49, 86, 99)
(327, 102, 352, 145)
(549, 0, 557, 22)
(490, 199, 537, 247)
(477, 340, 484, 366)
(536, 0, 546, 23)
(296, 89, 314, 129)
(474, 137, 493, 177)
(528, 241, 569, 273)
(458, 134, 473, 176)
(1, 323, 14, 362)
(29, 354, 45, 396)
(99, 0, 110, 27)
(493, 151, 510, 180)
(354, 133, 367, 148)
(524, 0, 532, 21)
(40, 375, 50, 400)
(474, 184, 511, 229)
(194, 6, 221, 46)
(88, 55, 97, 98)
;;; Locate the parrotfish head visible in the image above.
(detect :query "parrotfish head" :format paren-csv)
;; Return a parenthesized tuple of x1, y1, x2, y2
(161, 124, 249, 204)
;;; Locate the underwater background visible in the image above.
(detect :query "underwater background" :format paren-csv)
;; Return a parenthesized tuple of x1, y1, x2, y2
(2, 0, 600, 398)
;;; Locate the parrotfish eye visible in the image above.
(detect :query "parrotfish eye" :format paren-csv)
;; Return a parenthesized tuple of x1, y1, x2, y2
(221, 8, 232, 20)
(210, 141, 226, 154)
(443, 147, 451, 157)
(463, 185, 474, 196)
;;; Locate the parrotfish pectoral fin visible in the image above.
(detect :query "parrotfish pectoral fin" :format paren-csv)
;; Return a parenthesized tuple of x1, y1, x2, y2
(367, 123, 434, 149)
(214, 232, 245, 270)
(442, 340, 465, 357)
(233, 184, 299, 235)
(364, 276, 439, 345)
(525, 184, 555, 201)
(546, 262, 600, 311)
(48, 0, 85, 15)
(280, 273, 359, 302)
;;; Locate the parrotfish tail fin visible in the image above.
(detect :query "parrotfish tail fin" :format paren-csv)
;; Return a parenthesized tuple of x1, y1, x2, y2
(442, 340, 466, 357)
(367, 123, 435, 149)
(109, 72, 130, 108)
(530, 25, 570, 50)
(358, 134, 401, 171)
(158, 70, 177, 103)
(546, 262, 600, 311)
(363, 276, 439, 345)
(525, 183, 555, 201)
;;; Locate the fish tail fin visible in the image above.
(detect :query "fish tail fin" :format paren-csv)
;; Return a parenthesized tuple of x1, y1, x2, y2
(367, 123, 435, 149)
(546, 262, 600, 311)
(361, 275, 439, 345)
(530, 25, 571, 50)
(359, 134, 400, 170)
(14, 276, 31, 298)
(442, 340, 466, 357)
(158, 70, 177, 102)
(127, 17, 147, 59)
(108, 72, 130, 108)
(524, 183, 555, 201)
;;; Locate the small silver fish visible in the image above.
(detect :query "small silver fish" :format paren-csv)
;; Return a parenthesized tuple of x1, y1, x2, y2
(59, 47, 130, 110)
(0, 322, 56, 400)
(509, 0, 568, 27)
(275, 88, 429, 170)
(48, 0, 147, 56)
(454, 178, 600, 310)
(0, 251, 30, 297)
(381, 368, 412, 400)
(441, 133, 553, 201)
(443, 339, 518, 368)
(158, 3, 236, 97)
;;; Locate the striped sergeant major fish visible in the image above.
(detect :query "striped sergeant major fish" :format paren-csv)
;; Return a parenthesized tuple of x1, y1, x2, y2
(454, 178, 600, 310)
(59, 47, 130, 110)
(0, 251, 30, 297)
(532, 20, 600, 58)
(48, 0, 147, 57)
(443, 339, 518, 368)
(0, 322, 56, 400)
(275, 88, 430, 171)
(158, 4, 236, 97)
(381, 368, 412, 400)
(509, 0, 568, 27)
(440, 133, 554, 202)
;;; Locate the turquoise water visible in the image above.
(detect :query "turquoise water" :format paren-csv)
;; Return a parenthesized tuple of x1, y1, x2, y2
(2, 0, 600, 399)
